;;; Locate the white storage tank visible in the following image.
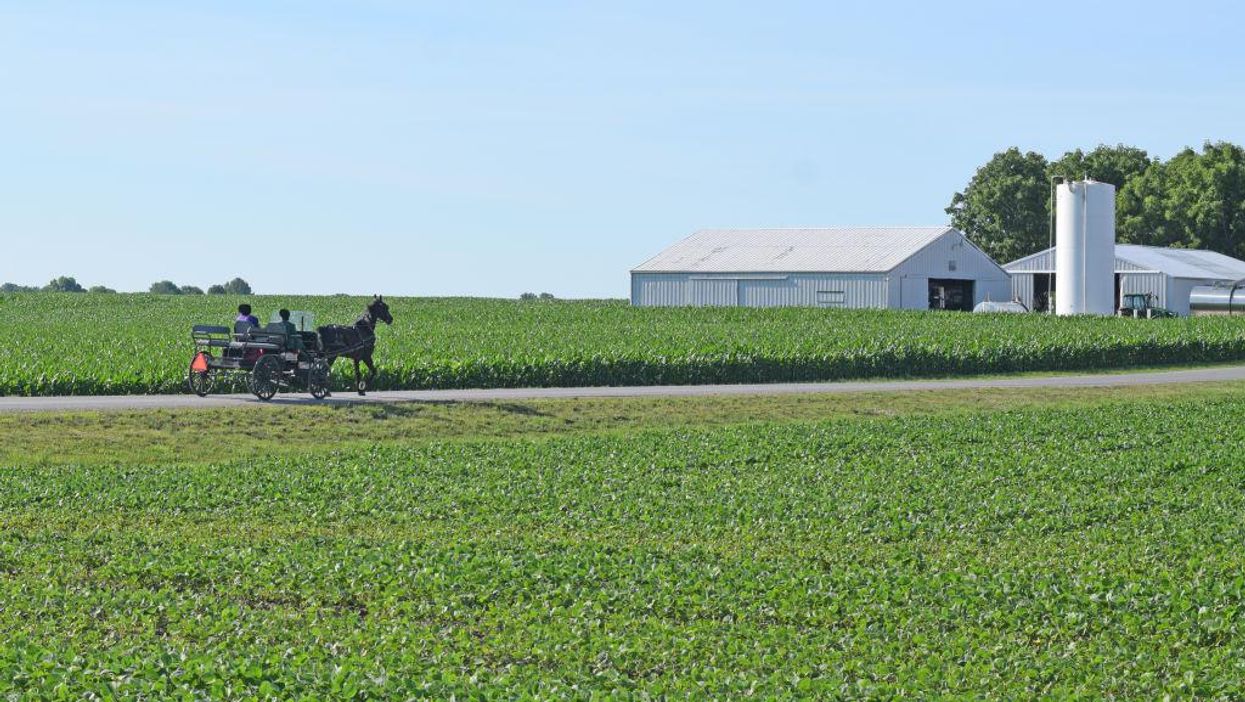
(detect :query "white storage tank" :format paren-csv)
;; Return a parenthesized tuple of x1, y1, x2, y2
(973, 299, 1029, 314)
(1055, 179, 1116, 315)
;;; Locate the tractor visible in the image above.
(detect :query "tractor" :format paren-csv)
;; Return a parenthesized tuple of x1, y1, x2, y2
(1117, 292, 1177, 319)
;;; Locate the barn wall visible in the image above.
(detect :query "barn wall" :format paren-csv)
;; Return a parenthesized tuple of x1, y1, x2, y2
(894, 230, 1011, 308)
(631, 273, 688, 306)
(1008, 271, 1167, 312)
(630, 272, 890, 307)
(736, 274, 889, 308)
(1011, 274, 1035, 309)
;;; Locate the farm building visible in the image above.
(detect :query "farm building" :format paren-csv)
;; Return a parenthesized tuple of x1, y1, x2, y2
(1005, 244, 1245, 315)
(631, 227, 1011, 309)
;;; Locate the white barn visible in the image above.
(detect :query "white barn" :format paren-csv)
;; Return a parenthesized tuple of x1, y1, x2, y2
(630, 227, 1011, 310)
(1005, 244, 1245, 315)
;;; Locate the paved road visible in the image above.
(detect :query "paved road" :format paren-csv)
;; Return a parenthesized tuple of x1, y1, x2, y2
(1, 365, 1243, 413)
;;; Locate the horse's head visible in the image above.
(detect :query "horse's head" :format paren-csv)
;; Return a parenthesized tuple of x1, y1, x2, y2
(369, 295, 393, 325)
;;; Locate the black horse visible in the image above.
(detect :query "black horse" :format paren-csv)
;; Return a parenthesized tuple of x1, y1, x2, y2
(319, 295, 394, 395)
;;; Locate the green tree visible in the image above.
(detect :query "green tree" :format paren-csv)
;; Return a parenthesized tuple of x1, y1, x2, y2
(149, 280, 182, 295)
(1117, 160, 1173, 247)
(43, 276, 85, 293)
(206, 284, 227, 295)
(1049, 144, 1152, 189)
(179, 285, 205, 295)
(0, 283, 37, 293)
(946, 148, 1051, 263)
(1118, 142, 1245, 257)
(88, 285, 116, 293)
(222, 278, 252, 295)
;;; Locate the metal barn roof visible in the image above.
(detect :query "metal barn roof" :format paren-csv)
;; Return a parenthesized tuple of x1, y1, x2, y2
(1005, 244, 1245, 281)
(1115, 245, 1245, 280)
(632, 227, 955, 273)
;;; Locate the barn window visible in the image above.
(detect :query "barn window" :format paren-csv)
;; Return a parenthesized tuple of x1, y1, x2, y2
(816, 290, 846, 306)
(948, 259, 958, 271)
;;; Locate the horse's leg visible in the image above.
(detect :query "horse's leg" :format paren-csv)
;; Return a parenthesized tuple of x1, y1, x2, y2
(362, 354, 377, 391)
(353, 357, 366, 395)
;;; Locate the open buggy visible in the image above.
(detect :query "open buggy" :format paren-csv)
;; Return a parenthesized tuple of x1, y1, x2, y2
(189, 297, 393, 400)
(188, 311, 334, 400)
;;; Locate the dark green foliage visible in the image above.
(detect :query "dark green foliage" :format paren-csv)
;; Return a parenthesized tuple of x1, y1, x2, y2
(3, 397, 1245, 696)
(221, 277, 252, 295)
(149, 280, 182, 295)
(1049, 144, 1153, 189)
(0, 283, 37, 293)
(41, 276, 85, 293)
(3, 295, 1245, 396)
(206, 284, 227, 295)
(87, 285, 116, 294)
(1120, 143, 1245, 258)
(179, 285, 205, 295)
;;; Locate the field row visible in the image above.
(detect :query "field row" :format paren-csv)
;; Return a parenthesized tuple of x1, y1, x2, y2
(1, 394, 1243, 696)
(4, 293, 1245, 395)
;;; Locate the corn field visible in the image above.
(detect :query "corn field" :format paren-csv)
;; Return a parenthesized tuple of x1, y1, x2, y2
(3, 292, 1245, 395)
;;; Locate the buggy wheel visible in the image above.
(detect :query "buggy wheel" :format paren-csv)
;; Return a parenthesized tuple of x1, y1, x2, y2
(308, 360, 331, 399)
(188, 352, 214, 397)
(250, 354, 282, 401)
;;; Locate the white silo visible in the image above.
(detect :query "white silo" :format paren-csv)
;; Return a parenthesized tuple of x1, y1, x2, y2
(1055, 179, 1116, 315)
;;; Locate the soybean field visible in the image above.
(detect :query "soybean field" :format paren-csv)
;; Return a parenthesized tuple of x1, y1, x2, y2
(4, 389, 1245, 697)
(5, 292, 1245, 395)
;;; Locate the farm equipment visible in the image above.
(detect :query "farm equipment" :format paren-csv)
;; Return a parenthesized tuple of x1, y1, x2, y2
(1117, 293, 1176, 319)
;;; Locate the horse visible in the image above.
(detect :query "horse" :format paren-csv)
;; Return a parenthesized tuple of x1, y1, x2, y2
(319, 295, 394, 395)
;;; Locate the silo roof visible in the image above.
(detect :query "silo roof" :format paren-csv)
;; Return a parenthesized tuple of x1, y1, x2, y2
(632, 227, 955, 273)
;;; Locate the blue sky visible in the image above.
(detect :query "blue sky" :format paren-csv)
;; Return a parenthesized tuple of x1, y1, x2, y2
(3, 1, 1244, 297)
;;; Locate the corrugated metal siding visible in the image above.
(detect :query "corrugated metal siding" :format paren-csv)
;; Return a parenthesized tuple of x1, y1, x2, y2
(1011, 274, 1035, 308)
(736, 274, 889, 308)
(689, 278, 737, 306)
(631, 272, 889, 307)
(631, 274, 687, 306)
(1006, 249, 1055, 273)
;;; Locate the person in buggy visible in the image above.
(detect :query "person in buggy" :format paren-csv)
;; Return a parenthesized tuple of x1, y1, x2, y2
(275, 308, 305, 351)
(234, 304, 260, 334)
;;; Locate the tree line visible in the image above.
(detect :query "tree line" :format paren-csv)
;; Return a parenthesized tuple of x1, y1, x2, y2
(948, 141, 1245, 264)
(1, 277, 252, 295)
